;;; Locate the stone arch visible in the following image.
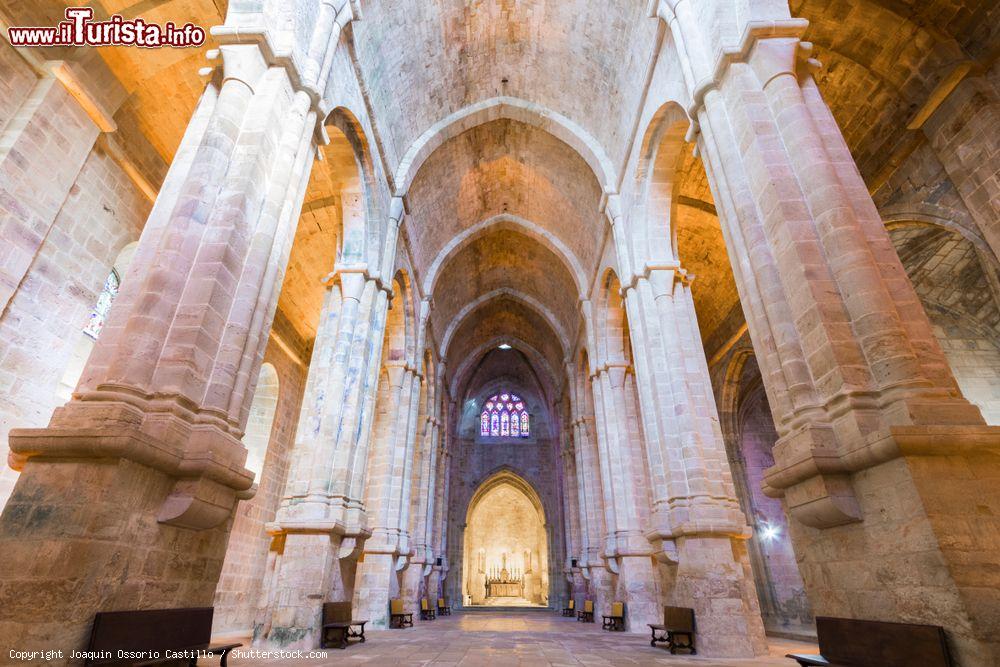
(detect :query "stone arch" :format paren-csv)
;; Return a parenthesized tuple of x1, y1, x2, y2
(421, 348, 436, 415)
(243, 362, 280, 478)
(462, 468, 550, 606)
(440, 289, 571, 359)
(595, 269, 631, 366)
(886, 219, 1000, 424)
(449, 337, 559, 408)
(422, 214, 589, 297)
(718, 347, 813, 636)
(394, 96, 618, 196)
(324, 106, 379, 267)
(882, 205, 998, 264)
(629, 101, 690, 266)
(386, 269, 416, 365)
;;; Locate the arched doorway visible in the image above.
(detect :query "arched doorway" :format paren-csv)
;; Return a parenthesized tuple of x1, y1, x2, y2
(463, 470, 549, 607)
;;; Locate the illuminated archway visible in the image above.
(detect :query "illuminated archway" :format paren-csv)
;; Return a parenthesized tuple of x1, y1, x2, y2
(462, 470, 549, 607)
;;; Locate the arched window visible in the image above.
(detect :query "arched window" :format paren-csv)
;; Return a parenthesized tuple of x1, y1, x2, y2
(83, 270, 120, 339)
(479, 393, 530, 438)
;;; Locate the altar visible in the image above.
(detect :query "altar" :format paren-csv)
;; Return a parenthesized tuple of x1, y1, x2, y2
(485, 581, 523, 598)
(484, 555, 525, 598)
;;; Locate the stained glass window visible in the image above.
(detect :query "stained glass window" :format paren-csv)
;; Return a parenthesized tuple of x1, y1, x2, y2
(83, 269, 120, 340)
(479, 392, 530, 438)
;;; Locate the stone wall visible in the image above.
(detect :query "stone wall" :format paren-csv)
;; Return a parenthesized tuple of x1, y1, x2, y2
(0, 144, 149, 508)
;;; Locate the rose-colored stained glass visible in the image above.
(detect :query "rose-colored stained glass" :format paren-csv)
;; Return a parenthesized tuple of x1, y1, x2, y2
(479, 392, 530, 439)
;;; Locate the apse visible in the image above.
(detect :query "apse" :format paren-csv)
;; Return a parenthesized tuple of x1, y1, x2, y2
(463, 472, 549, 606)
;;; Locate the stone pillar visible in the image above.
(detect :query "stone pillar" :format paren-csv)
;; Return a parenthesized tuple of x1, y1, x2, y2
(254, 269, 382, 649)
(588, 362, 658, 629)
(586, 563, 616, 619)
(431, 437, 452, 603)
(662, 5, 1000, 661)
(616, 259, 766, 655)
(568, 355, 607, 586)
(0, 42, 318, 656)
(355, 361, 415, 624)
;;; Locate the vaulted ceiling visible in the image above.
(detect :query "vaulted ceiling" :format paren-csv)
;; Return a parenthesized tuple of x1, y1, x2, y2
(11, 0, 992, 393)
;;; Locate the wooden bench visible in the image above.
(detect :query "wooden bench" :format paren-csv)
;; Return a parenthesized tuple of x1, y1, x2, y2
(576, 599, 594, 623)
(561, 598, 575, 617)
(84, 607, 241, 666)
(437, 598, 452, 616)
(389, 598, 413, 628)
(648, 606, 696, 655)
(786, 616, 953, 667)
(602, 601, 625, 631)
(420, 598, 436, 620)
(320, 602, 368, 650)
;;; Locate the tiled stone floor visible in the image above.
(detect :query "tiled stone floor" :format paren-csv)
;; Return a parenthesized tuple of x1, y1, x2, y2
(227, 611, 817, 666)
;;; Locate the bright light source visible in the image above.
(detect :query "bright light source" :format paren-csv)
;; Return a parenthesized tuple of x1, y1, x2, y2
(760, 524, 780, 541)
(498, 343, 512, 350)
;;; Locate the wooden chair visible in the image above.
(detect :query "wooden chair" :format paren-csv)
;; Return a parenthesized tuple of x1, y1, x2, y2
(602, 601, 625, 631)
(648, 606, 696, 655)
(320, 602, 368, 649)
(83, 607, 241, 666)
(576, 599, 594, 623)
(561, 598, 575, 617)
(437, 598, 452, 616)
(420, 598, 436, 620)
(389, 598, 413, 628)
(786, 616, 953, 666)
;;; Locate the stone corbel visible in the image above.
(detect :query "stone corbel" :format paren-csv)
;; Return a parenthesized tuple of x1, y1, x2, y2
(10, 401, 255, 531)
(648, 536, 679, 565)
(338, 536, 365, 561)
(767, 422, 1000, 528)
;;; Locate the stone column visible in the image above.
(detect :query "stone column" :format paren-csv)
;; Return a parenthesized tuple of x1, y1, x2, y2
(0, 42, 318, 656)
(559, 426, 582, 609)
(588, 361, 658, 629)
(568, 353, 608, 606)
(662, 4, 1000, 661)
(253, 270, 380, 649)
(614, 259, 767, 655)
(355, 361, 416, 625)
(430, 432, 452, 603)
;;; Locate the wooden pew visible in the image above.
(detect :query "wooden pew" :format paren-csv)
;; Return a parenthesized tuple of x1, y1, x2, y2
(320, 602, 368, 649)
(389, 599, 413, 628)
(602, 602, 625, 631)
(787, 616, 953, 666)
(83, 607, 241, 666)
(648, 606, 696, 655)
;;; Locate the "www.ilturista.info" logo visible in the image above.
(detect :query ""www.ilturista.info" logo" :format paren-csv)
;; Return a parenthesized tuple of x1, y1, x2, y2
(8, 7, 206, 48)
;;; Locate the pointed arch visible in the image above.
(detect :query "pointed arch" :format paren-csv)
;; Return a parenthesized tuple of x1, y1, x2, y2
(629, 102, 690, 267)
(423, 214, 588, 297)
(394, 97, 618, 196)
